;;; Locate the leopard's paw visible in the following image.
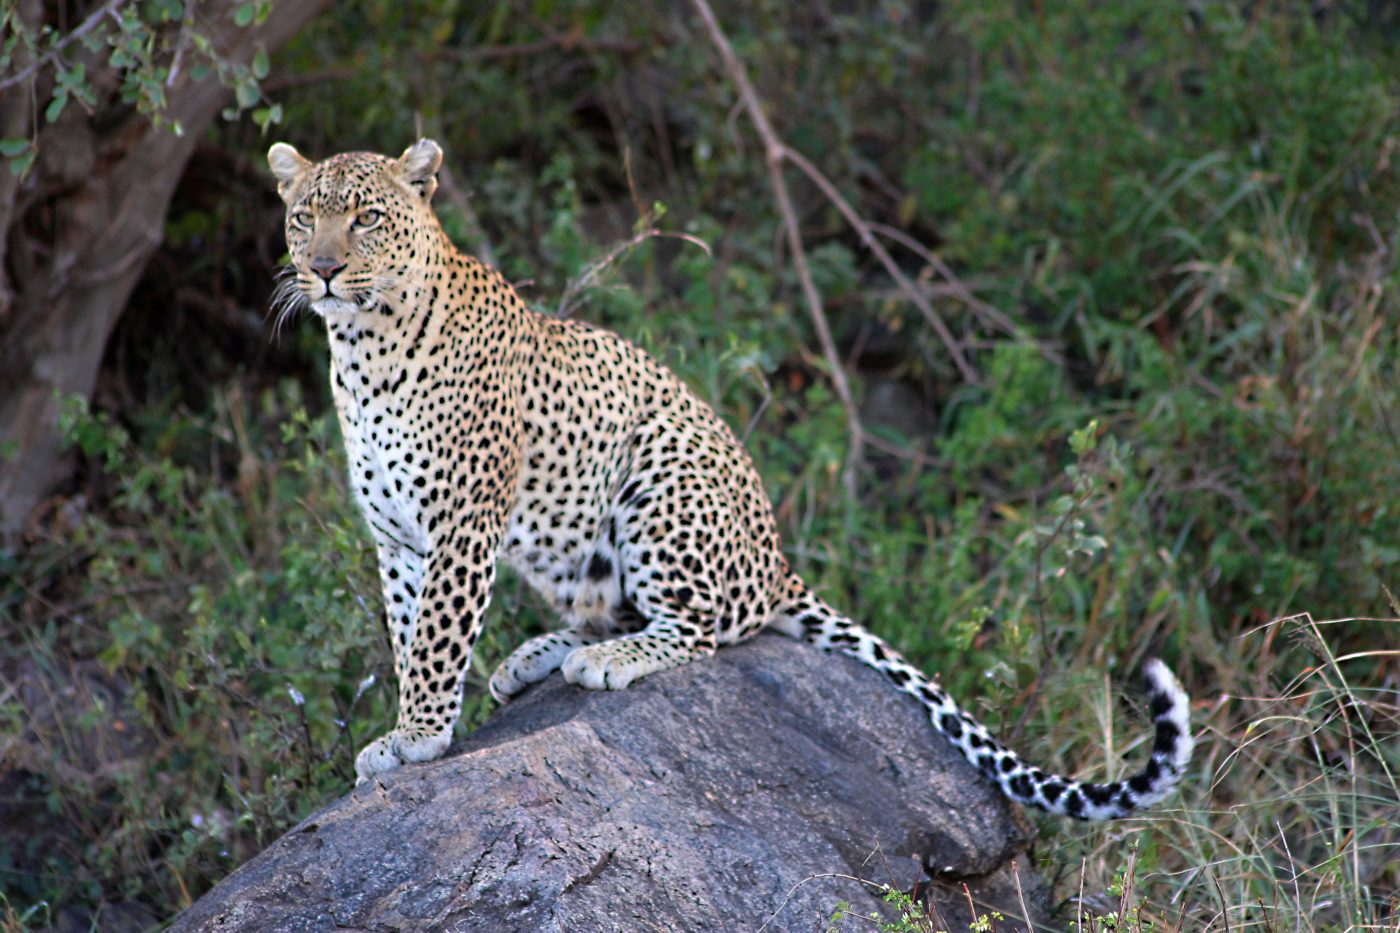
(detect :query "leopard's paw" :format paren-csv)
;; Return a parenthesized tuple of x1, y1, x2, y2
(561, 642, 649, 691)
(354, 727, 452, 785)
(489, 630, 594, 703)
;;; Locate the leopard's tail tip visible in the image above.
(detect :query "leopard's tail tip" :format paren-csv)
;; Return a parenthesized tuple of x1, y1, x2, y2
(1143, 657, 1194, 777)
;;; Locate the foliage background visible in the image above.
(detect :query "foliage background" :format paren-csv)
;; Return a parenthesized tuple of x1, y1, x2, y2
(2, 0, 1398, 929)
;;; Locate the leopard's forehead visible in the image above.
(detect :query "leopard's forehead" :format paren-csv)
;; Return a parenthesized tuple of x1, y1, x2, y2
(299, 152, 396, 212)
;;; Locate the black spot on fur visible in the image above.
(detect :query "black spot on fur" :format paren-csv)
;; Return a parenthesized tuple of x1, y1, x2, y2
(1082, 783, 1114, 806)
(1008, 774, 1033, 799)
(1153, 720, 1181, 755)
(586, 553, 613, 581)
(1127, 758, 1161, 794)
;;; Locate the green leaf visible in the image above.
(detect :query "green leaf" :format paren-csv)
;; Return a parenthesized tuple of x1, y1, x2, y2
(57, 62, 85, 88)
(44, 90, 68, 123)
(80, 28, 105, 53)
(253, 103, 283, 133)
(251, 47, 269, 80)
(1069, 419, 1100, 457)
(7, 150, 35, 177)
(0, 137, 30, 157)
(234, 3, 254, 27)
(234, 79, 259, 109)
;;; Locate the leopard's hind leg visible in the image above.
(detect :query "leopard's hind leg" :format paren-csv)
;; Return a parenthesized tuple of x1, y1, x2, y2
(559, 433, 774, 690)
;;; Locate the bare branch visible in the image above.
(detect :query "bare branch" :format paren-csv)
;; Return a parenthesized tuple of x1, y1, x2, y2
(863, 221, 1019, 337)
(557, 228, 711, 319)
(0, 0, 130, 92)
(781, 147, 979, 385)
(864, 221, 1067, 368)
(689, 0, 869, 495)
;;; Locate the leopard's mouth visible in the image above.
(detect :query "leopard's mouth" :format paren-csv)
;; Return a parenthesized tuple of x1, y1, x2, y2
(303, 275, 369, 317)
(309, 295, 361, 317)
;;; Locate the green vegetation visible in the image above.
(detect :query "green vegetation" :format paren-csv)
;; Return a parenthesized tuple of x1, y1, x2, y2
(3, 0, 1398, 929)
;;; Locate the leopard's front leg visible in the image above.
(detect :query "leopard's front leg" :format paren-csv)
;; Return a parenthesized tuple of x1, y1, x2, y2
(371, 535, 425, 689)
(356, 519, 504, 783)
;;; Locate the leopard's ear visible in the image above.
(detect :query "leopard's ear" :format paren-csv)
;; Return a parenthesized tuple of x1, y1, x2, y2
(267, 143, 311, 203)
(397, 139, 442, 202)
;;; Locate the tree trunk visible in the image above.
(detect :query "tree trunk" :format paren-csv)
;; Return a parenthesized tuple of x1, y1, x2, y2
(0, 0, 332, 544)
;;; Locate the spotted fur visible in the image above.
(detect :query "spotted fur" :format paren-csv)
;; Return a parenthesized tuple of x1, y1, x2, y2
(267, 140, 1193, 817)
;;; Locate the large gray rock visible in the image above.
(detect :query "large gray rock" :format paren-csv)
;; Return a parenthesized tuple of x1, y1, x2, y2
(171, 633, 1049, 932)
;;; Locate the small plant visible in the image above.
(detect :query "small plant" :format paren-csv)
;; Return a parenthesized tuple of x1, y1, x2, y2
(3, 383, 538, 915)
(0, 0, 285, 177)
(0, 891, 50, 933)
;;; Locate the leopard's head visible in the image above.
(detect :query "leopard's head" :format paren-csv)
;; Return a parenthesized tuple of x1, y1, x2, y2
(267, 139, 444, 325)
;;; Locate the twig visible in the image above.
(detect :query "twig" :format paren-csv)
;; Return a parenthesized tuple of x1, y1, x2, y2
(863, 431, 944, 468)
(781, 147, 979, 385)
(1012, 860, 1033, 931)
(0, 0, 129, 92)
(690, 0, 869, 495)
(864, 220, 1020, 337)
(557, 228, 710, 318)
(754, 872, 889, 933)
(1213, 873, 1232, 933)
(961, 884, 980, 928)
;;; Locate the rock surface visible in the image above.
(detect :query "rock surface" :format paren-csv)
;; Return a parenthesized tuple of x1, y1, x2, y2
(171, 633, 1048, 932)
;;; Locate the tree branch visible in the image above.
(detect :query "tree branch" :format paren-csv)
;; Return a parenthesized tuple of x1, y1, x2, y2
(689, 0, 868, 495)
(557, 227, 710, 319)
(0, 0, 128, 92)
(862, 220, 1019, 338)
(781, 147, 979, 385)
(690, 0, 987, 498)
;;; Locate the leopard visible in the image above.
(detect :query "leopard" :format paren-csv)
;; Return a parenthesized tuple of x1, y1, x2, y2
(267, 138, 1194, 820)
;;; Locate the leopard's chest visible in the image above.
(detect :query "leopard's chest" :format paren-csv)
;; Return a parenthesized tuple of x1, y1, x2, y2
(332, 357, 432, 556)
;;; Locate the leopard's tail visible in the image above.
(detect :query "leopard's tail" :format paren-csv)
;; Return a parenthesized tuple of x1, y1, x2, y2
(769, 573, 1192, 820)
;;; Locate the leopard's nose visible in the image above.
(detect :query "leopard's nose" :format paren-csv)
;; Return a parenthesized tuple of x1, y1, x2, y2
(310, 256, 346, 281)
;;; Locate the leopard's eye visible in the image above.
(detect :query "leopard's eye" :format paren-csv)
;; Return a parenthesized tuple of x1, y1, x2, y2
(353, 209, 383, 230)
(290, 210, 314, 230)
